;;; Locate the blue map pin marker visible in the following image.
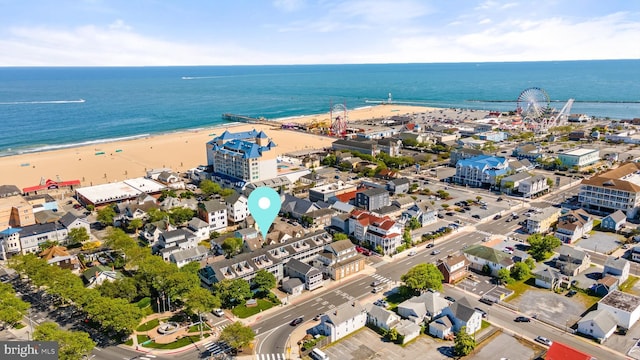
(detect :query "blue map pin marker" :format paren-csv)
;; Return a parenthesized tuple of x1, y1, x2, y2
(247, 187, 281, 239)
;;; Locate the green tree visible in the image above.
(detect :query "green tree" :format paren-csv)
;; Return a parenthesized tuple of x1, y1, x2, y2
(510, 262, 530, 281)
(387, 327, 399, 342)
(200, 179, 222, 195)
(408, 217, 421, 230)
(103, 228, 138, 253)
(0, 282, 30, 327)
(34, 322, 95, 360)
(321, 154, 337, 167)
(527, 234, 562, 261)
(96, 205, 116, 226)
(215, 279, 252, 308)
(475, 196, 482, 202)
(180, 261, 201, 276)
(454, 326, 476, 356)
(252, 269, 276, 294)
(524, 257, 536, 270)
(546, 177, 554, 188)
(436, 190, 449, 199)
(127, 218, 144, 235)
(403, 228, 413, 248)
(147, 208, 170, 222)
(221, 237, 243, 257)
(84, 297, 143, 334)
(67, 227, 90, 245)
(169, 207, 196, 225)
(400, 263, 444, 293)
(96, 277, 138, 302)
(332, 233, 348, 241)
(219, 321, 256, 350)
(497, 268, 512, 285)
(184, 286, 221, 339)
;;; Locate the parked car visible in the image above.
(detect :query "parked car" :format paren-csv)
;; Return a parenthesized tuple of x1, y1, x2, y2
(372, 286, 384, 294)
(444, 296, 456, 303)
(431, 249, 441, 255)
(472, 214, 481, 219)
(566, 289, 577, 297)
(535, 336, 552, 346)
(426, 243, 434, 248)
(374, 299, 389, 308)
(497, 197, 503, 202)
(474, 307, 487, 318)
(290, 317, 304, 326)
(313, 314, 322, 321)
(212, 308, 224, 317)
(408, 250, 417, 256)
(515, 316, 531, 323)
(493, 214, 502, 220)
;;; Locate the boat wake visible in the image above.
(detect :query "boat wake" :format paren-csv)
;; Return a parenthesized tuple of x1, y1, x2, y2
(0, 99, 85, 105)
(181, 76, 220, 80)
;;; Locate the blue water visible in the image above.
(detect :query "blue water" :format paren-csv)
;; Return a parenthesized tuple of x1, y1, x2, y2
(0, 60, 639, 157)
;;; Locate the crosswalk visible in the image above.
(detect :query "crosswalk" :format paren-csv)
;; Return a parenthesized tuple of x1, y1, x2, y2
(255, 353, 286, 360)
(370, 273, 392, 284)
(203, 341, 231, 355)
(216, 323, 229, 332)
(138, 355, 156, 360)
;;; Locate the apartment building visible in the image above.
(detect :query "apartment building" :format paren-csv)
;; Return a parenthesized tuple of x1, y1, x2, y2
(579, 162, 640, 218)
(206, 129, 278, 184)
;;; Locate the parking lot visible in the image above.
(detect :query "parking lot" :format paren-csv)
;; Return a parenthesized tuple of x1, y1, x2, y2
(509, 287, 588, 329)
(575, 231, 625, 254)
(472, 332, 542, 360)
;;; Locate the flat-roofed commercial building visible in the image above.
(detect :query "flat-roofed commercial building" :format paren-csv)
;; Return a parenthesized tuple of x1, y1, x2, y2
(76, 177, 166, 206)
(558, 148, 600, 168)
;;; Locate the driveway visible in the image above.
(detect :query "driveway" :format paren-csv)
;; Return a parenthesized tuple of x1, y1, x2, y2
(471, 332, 542, 360)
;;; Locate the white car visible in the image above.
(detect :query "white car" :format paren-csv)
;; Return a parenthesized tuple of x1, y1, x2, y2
(535, 336, 552, 346)
(212, 308, 224, 317)
(408, 250, 417, 256)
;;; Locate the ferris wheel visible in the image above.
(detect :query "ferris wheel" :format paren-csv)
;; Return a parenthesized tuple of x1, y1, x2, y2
(330, 103, 348, 136)
(516, 87, 550, 121)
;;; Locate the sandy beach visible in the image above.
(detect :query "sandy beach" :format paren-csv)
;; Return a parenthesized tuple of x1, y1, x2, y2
(1, 104, 437, 190)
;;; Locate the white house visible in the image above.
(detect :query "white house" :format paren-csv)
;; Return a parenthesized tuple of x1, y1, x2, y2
(141, 220, 175, 247)
(400, 203, 438, 227)
(462, 244, 514, 276)
(429, 315, 454, 339)
(603, 257, 630, 284)
(577, 309, 617, 343)
(598, 290, 640, 329)
(439, 297, 483, 335)
(224, 192, 249, 223)
(169, 245, 209, 268)
(366, 304, 400, 331)
(396, 290, 449, 323)
(198, 200, 228, 232)
(315, 301, 367, 342)
(187, 217, 210, 242)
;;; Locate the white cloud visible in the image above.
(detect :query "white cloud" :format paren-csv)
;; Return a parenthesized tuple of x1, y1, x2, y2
(478, 18, 492, 25)
(108, 19, 131, 31)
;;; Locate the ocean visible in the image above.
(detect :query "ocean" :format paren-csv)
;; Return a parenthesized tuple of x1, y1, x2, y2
(0, 60, 639, 157)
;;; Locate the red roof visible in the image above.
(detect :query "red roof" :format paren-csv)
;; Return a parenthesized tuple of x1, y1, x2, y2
(335, 190, 357, 203)
(350, 210, 396, 230)
(405, 123, 416, 130)
(545, 342, 593, 360)
(23, 179, 81, 193)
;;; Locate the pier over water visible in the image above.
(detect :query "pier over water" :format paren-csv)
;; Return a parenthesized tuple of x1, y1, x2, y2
(221, 113, 278, 126)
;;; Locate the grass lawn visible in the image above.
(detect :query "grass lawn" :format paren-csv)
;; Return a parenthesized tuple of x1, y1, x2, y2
(385, 291, 413, 310)
(136, 318, 160, 332)
(14, 323, 25, 329)
(123, 338, 133, 346)
(142, 334, 210, 349)
(480, 320, 491, 330)
(188, 323, 211, 333)
(137, 335, 150, 344)
(573, 291, 601, 310)
(505, 276, 535, 302)
(619, 276, 639, 294)
(232, 299, 276, 318)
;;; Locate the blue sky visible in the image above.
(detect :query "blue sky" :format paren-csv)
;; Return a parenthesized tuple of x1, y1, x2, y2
(1, 0, 639, 66)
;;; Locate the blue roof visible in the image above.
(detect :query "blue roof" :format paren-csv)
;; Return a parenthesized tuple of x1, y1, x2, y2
(0, 227, 22, 235)
(215, 129, 259, 142)
(256, 130, 268, 139)
(458, 155, 507, 169)
(213, 139, 263, 159)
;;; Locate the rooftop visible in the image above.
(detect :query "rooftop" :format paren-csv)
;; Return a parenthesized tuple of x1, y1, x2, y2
(562, 148, 598, 157)
(599, 290, 640, 313)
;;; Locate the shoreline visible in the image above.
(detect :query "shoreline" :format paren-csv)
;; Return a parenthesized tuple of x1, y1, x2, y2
(0, 104, 438, 190)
